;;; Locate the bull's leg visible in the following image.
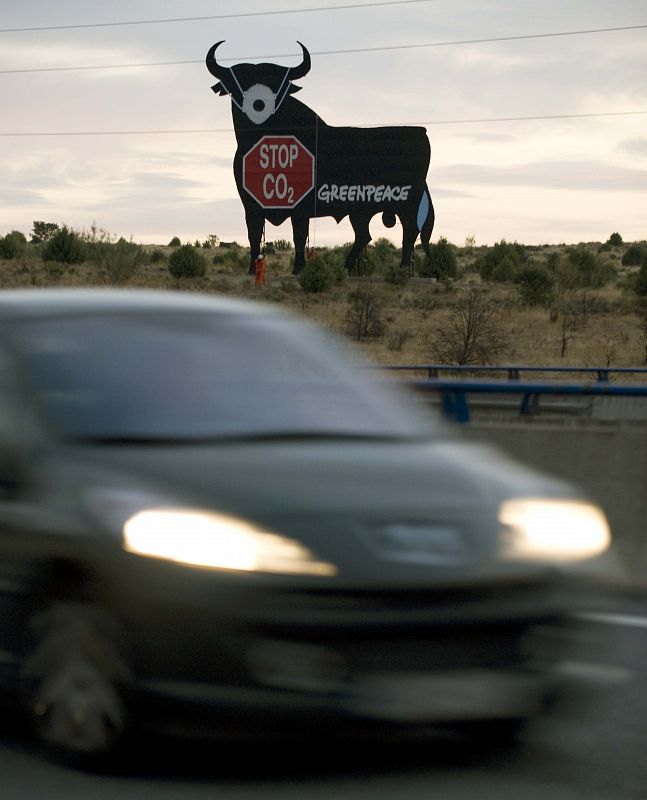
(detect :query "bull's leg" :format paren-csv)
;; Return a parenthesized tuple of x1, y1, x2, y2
(345, 212, 373, 273)
(246, 211, 265, 275)
(399, 212, 419, 275)
(291, 215, 309, 274)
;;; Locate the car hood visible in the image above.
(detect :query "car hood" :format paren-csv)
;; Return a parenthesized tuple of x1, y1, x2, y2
(42, 435, 585, 586)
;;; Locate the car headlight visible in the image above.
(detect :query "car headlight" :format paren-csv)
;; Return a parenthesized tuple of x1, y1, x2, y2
(123, 508, 337, 576)
(498, 498, 611, 562)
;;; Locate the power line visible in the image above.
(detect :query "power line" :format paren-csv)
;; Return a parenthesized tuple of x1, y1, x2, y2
(1, 109, 645, 137)
(2, 24, 645, 75)
(0, 0, 439, 34)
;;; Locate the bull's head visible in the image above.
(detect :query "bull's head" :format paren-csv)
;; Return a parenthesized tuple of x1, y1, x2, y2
(206, 41, 311, 125)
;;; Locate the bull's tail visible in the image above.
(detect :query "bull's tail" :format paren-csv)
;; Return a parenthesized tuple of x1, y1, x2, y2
(417, 187, 434, 258)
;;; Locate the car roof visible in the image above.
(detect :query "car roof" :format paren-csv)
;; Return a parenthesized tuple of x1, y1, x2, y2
(0, 288, 277, 320)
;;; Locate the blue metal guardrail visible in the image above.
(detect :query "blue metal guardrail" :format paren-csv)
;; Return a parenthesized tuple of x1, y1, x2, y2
(375, 365, 647, 423)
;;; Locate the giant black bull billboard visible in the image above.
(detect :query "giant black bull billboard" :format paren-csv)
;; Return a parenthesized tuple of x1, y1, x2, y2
(206, 41, 434, 275)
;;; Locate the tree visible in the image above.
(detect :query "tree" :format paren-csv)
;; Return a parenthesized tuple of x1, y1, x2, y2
(420, 237, 458, 281)
(432, 286, 506, 364)
(607, 232, 623, 247)
(31, 221, 60, 243)
(0, 230, 27, 259)
(168, 236, 181, 247)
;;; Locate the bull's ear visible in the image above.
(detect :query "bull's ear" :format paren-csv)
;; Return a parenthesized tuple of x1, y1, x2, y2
(211, 82, 229, 96)
(288, 84, 302, 95)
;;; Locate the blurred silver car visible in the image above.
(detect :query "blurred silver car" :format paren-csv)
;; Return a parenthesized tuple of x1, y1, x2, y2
(0, 289, 618, 760)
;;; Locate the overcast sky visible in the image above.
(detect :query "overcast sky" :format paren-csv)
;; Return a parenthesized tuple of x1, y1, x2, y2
(1, 0, 646, 248)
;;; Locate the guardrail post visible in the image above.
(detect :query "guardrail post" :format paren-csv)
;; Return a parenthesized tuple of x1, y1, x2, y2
(441, 390, 470, 423)
(520, 392, 540, 416)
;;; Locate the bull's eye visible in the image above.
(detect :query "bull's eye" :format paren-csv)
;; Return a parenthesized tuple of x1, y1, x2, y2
(242, 84, 276, 125)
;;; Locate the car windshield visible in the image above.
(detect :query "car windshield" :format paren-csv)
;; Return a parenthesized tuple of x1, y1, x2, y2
(8, 311, 435, 442)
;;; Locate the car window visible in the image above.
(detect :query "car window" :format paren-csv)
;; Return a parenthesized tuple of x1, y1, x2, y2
(7, 312, 436, 442)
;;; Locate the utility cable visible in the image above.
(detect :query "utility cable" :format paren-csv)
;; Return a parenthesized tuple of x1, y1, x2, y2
(1, 109, 646, 137)
(0, 0, 441, 34)
(2, 24, 644, 75)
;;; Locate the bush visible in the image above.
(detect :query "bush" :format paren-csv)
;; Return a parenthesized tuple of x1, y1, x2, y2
(168, 245, 207, 278)
(567, 246, 614, 288)
(297, 260, 336, 293)
(344, 286, 385, 341)
(272, 239, 292, 251)
(622, 244, 647, 266)
(168, 236, 181, 247)
(419, 237, 458, 281)
(99, 238, 146, 285)
(0, 230, 28, 259)
(384, 263, 409, 285)
(636, 261, 647, 297)
(517, 264, 556, 308)
(371, 237, 398, 272)
(41, 226, 85, 264)
(477, 240, 525, 282)
(432, 286, 506, 365)
(148, 248, 166, 264)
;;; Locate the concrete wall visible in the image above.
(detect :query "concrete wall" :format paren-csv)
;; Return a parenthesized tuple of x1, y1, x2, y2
(461, 420, 647, 574)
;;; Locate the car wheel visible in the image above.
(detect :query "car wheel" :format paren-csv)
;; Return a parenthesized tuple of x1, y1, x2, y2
(21, 602, 131, 761)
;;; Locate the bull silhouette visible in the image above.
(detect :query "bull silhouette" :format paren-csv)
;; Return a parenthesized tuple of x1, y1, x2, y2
(206, 41, 434, 275)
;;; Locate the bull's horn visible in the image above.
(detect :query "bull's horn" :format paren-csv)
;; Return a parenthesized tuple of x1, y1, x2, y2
(288, 42, 311, 80)
(206, 41, 230, 80)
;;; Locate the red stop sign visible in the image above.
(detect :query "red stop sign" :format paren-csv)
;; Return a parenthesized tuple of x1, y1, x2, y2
(243, 135, 315, 209)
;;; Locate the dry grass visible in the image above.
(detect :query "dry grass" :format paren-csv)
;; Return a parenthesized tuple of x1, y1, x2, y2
(1, 244, 645, 370)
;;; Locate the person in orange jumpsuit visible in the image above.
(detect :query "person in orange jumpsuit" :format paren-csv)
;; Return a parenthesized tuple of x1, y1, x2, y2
(254, 253, 268, 286)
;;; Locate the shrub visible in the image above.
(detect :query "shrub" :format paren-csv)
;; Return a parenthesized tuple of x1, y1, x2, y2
(431, 286, 506, 364)
(344, 286, 385, 341)
(477, 240, 525, 282)
(419, 237, 458, 281)
(384, 263, 409, 285)
(567, 246, 614, 288)
(636, 261, 647, 297)
(622, 244, 647, 266)
(517, 264, 556, 308)
(168, 236, 181, 247)
(168, 244, 207, 278)
(371, 237, 398, 272)
(41, 226, 85, 264)
(316, 248, 347, 284)
(99, 238, 146, 285)
(297, 260, 335, 293)
(0, 230, 28, 259)
(148, 248, 166, 264)
(272, 239, 292, 251)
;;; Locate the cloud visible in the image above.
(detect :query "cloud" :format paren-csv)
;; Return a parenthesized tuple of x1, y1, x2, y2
(433, 160, 647, 192)
(0, 188, 50, 207)
(619, 138, 647, 158)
